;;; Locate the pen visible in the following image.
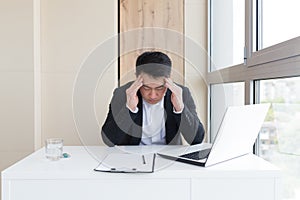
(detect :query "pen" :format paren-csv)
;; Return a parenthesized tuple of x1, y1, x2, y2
(142, 155, 146, 164)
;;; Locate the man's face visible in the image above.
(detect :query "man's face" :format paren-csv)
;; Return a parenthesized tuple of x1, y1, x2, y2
(139, 73, 167, 104)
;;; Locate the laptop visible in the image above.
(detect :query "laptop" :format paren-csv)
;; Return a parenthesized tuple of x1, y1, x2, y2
(157, 104, 270, 167)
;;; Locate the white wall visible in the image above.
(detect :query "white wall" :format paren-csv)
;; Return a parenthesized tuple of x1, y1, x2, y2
(40, 0, 117, 146)
(0, 0, 35, 198)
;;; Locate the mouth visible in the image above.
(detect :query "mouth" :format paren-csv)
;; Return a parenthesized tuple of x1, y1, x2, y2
(148, 99, 157, 104)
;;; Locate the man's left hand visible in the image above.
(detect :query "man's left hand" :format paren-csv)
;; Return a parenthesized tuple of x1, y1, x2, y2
(164, 78, 184, 112)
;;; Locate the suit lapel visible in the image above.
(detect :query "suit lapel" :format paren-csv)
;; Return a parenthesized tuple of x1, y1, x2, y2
(129, 91, 143, 144)
(164, 89, 176, 144)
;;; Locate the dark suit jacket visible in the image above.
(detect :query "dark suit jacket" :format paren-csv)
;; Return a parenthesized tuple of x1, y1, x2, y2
(101, 82, 205, 146)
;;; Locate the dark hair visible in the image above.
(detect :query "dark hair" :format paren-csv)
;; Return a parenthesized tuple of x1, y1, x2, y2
(135, 51, 172, 78)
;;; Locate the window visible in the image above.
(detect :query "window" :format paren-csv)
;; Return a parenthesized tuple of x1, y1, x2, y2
(261, 0, 300, 49)
(257, 77, 300, 199)
(208, 0, 300, 199)
(210, 0, 245, 71)
(210, 82, 245, 141)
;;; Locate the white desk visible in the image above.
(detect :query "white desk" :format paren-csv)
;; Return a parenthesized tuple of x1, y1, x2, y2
(2, 146, 281, 200)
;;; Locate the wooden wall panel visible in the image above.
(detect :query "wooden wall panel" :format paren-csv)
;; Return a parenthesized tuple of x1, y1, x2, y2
(119, 0, 184, 85)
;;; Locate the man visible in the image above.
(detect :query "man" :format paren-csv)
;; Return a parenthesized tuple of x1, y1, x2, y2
(101, 51, 205, 146)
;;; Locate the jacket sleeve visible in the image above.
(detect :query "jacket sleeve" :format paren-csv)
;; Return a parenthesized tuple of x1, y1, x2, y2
(101, 86, 141, 146)
(173, 86, 205, 144)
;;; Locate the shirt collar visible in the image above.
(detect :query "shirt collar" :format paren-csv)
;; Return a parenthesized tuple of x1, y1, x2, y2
(142, 98, 164, 109)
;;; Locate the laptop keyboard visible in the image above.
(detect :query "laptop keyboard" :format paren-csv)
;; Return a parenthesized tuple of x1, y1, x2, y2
(179, 148, 211, 160)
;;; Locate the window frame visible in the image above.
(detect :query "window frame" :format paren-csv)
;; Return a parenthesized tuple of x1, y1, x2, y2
(207, 0, 300, 142)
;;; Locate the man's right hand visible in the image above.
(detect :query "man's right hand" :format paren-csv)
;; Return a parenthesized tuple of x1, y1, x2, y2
(125, 75, 143, 111)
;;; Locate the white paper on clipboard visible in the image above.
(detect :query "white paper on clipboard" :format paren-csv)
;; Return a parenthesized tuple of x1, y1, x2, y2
(94, 153, 156, 173)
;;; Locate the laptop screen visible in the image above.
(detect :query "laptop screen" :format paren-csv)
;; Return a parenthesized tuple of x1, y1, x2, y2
(205, 104, 270, 166)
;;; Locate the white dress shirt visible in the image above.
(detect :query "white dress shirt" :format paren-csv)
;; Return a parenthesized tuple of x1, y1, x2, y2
(126, 97, 184, 145)
(140, 99, 166, 145)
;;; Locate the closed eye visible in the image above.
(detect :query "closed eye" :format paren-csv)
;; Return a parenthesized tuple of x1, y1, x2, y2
(155, 86, 165, 91)
(142, 85, 151, 90)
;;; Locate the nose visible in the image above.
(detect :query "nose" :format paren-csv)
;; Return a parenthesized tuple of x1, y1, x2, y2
(149, 89, 158, 99)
